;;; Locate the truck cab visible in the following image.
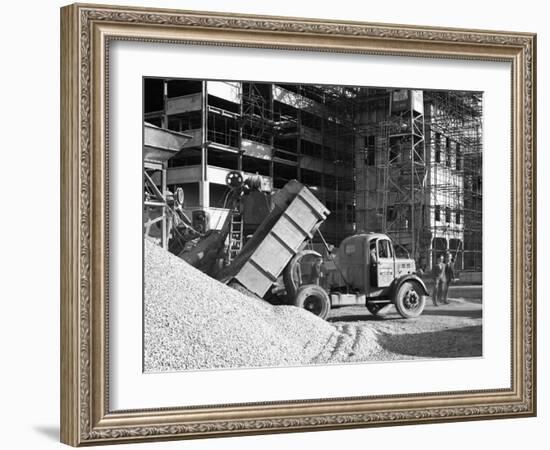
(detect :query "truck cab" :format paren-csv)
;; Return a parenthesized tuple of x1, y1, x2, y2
(335, 232, 427, 317)
(338, 233, 417, 295)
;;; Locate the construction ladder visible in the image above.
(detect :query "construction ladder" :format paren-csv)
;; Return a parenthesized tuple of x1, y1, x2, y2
(227, 209, 244, 264)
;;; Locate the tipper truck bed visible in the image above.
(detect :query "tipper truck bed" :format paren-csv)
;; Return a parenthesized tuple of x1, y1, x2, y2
(217, 180, 329, 298)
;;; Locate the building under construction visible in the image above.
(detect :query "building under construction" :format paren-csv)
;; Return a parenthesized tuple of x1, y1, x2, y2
(144, 79, 482, 272)
(351, 88, 483, 272)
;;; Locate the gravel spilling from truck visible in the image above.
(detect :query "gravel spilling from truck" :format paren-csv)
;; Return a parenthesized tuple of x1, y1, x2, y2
(144, 240, 382, 372)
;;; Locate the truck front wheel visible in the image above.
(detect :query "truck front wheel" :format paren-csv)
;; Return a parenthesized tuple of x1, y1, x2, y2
(294, 284, 331, 320)
(394, 281, 426, 318)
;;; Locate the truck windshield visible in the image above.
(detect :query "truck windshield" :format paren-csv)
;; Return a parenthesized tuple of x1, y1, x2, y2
(394, 244, 410, 258)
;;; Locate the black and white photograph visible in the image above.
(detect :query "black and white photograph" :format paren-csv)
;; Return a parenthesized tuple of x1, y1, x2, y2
(142, 79, 483, 372)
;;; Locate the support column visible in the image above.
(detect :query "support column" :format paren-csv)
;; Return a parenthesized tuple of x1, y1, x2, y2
(199, 181, 210, 209)
(269, 84, 275, 190)
(161, 79, 169, 129)
(160, 163, 168, 249)
(296, 98, 302, 182)
(238, 82, 243, 172)
(200, 81, 209, 208)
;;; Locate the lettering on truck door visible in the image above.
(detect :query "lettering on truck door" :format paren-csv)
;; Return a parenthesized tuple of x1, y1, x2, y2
(376, 239, 395, 287)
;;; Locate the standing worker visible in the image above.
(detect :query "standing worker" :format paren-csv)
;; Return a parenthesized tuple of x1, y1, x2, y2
(442, 251, 455, 304)
(432, 254, 445, 306)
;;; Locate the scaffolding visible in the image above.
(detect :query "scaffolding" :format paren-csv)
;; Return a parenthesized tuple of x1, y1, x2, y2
(241, 82, 273, 145)
(268, 83, 355, 244)
(143, 79, 483, 271)
(424, 91, 483, 271)
(236, 82, 483, 265)
(352, 89, 483, 271)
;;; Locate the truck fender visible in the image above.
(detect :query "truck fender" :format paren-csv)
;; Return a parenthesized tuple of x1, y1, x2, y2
(283, 249, 323, 297)
(391, 274, 428, 298)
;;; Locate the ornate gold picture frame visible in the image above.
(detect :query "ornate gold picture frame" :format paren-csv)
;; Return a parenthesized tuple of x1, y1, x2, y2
(60, 3, 536, 446)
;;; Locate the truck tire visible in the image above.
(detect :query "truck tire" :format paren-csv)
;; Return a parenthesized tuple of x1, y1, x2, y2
(394, 281, 426, 318)
(294, 284, 331, 320)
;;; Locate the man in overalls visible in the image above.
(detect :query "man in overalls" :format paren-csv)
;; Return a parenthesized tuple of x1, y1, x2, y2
(432, 254, 446, 306)
(441, 251, 455, 304)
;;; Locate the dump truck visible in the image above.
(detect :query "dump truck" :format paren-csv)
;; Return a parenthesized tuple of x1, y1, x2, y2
(283, 233, 428, 319)
(216, 179, 329, 298)
(215, 179, 427, 320)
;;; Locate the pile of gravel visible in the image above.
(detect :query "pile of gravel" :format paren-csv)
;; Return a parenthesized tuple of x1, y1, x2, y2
(144, 240, 382, 372)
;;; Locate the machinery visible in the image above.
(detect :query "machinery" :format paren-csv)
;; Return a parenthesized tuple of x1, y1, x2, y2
(143, 123, 193, 249)
(152, 168, 278, 278)
(283, 233, 428, 319)
(172, 171, 267, 276)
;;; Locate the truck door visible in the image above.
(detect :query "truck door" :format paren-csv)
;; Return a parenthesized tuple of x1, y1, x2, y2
(376, 238, 395, 287)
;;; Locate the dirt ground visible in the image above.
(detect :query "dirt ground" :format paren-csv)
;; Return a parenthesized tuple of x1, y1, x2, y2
(145, 239, 483, 369)
(328, 287, 482, 360)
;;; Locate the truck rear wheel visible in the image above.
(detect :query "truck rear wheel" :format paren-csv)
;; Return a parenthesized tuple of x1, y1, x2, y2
(394, 281, 425, 318)
(294, 284, 331, 320)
